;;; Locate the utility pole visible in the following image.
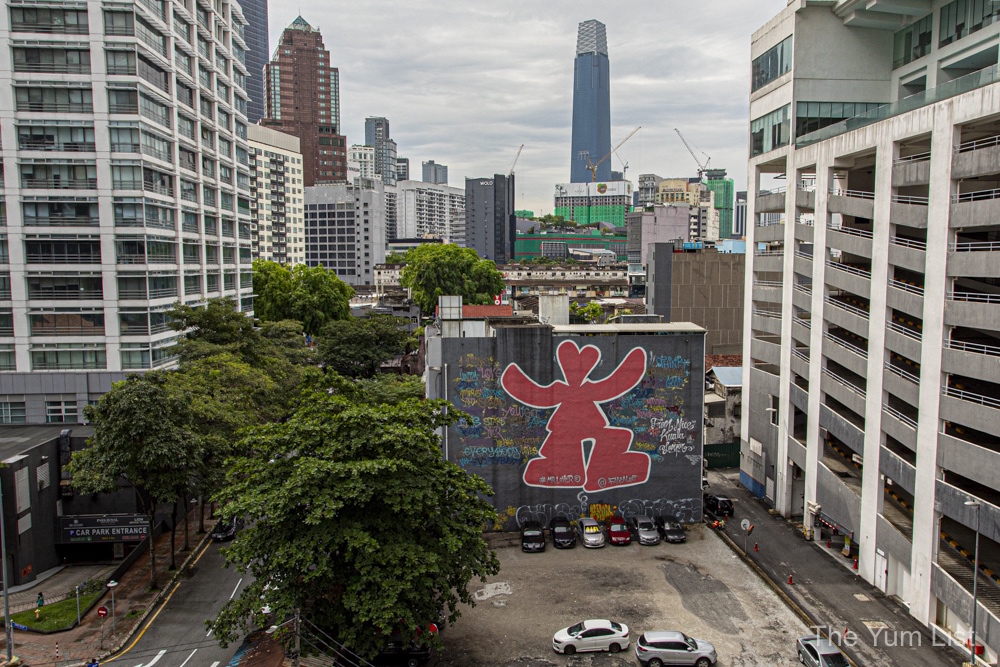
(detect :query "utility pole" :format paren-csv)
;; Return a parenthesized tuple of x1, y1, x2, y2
(0, 474, 11, 662)
(293, 608, 301, 667)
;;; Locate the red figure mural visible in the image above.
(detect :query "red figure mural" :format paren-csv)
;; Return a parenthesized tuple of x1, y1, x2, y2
(500, 340, 649, 492)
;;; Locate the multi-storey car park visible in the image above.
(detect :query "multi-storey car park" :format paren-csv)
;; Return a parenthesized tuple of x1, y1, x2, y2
(0, 0, 255, 423)
(743, 0, 1000, 659)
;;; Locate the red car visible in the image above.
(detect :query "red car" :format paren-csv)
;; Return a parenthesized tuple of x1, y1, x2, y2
(605, 516, 631, 546)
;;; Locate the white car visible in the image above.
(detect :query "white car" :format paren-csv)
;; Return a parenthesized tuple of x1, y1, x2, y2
(552, 619, 630, 655)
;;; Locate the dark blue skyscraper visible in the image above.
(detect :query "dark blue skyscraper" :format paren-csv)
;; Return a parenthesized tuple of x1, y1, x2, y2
(570, 19, 611, 183)
(234, 0, 269, 123)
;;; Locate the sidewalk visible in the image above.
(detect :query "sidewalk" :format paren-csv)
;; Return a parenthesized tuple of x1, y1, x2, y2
(5, 565, 117, 617)
(707, 469, 962, 667)
(5, 510, 209, 667)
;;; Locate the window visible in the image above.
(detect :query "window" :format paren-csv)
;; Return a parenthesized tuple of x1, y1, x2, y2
(45, 399, 79, 422)
(795, 101, 884, 138)
(0, 346, 14, 371)
(939, 0, 1000, 46)
(37, 462, 50, 489)
(894, 14, 933, 67)
(15, 467, 29, 512)
(750, 104, 790, 157)
(33, 346, 105, 370)
(0, 402, 25, 424)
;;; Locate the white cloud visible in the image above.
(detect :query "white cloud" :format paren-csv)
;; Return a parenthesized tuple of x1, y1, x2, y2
(267, 1, 788, 214)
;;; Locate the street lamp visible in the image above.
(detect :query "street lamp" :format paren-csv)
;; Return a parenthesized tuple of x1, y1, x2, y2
(965, 500, 981, 666)
(106, 580, 118, 637)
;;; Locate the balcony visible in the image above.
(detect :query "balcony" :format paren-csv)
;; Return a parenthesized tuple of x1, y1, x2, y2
(22, 177, 97, 190)
(14, 60, 91, 75)
(17, 99, 93, 114)
(945, 290, 1000, 330)
(828, 188, 875, 219)
(953, 134, 1000, 180)
(948, 240, 1000, 278)
(940, 383, 1000, 435)
(888, 236, 927, 272)
(951, 188, 1000, 229)
(826, 260, 872, 298)
(892, 152, 930, 186)
(755, 187, 786, 213)
(18, 140, 95, 153)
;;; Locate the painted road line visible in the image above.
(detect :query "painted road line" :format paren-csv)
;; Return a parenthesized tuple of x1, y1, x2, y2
(133, 649, 166, 667)
(177, 649, 198, 667)
(210, 662, 219, 667)
(229, 578, 243, 600)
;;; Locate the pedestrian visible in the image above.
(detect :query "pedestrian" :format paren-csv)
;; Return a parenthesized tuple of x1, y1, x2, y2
(36, 592, 44, 608)
(88, 658, 99, 667)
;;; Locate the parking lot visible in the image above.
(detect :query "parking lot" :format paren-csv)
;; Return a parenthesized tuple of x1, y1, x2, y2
(437, 524, 811, 667)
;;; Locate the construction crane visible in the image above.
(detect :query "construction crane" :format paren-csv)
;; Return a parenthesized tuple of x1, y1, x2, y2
(585, 126, 641, 181)
(508, 144, 524, 177)
(674, 128, 711, 178)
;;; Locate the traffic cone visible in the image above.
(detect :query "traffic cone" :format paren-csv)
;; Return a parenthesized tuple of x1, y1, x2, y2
(826, 538, 832, 548)
(788, 574, 794, 585)
(853, 557, 859, 570)
(754, 542, 759, 552)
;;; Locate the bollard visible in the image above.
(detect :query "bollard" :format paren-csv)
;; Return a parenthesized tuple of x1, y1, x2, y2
(754, 542, 759, 552)
(827, 538, 832, 548)
(55, 643, 58, 660)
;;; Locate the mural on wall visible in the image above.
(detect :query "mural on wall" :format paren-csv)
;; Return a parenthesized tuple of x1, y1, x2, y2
(445, 329, 703, 529)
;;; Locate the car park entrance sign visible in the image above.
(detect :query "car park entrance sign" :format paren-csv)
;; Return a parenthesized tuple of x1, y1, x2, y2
(58, 515, 150, 544)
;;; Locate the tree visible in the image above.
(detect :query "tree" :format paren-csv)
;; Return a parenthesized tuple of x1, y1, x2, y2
(252, 262, 354, 335)
(168, 298, 259, 363)
(384, 251, 408, 265)
(570, 301, 604, 324)
(209, 390, 499, 658)
(252, 259, 294, 323)
(400, 245, 505, 314)
(68, 375, 199, 589)
(317, 315, 411, 377)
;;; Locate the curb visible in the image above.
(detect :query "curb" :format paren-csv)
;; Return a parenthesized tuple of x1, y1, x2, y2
(93, 531, 214, 666)
(708, 524, 862, 667)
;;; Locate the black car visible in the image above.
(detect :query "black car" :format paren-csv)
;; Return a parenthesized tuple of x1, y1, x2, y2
(520, 520, 546, 552)
(372, 639, 433, 666)
(210, 517, 244, 541)
(704, 495, 734, 518)
(549, 517, 577, 548)
(655, 514, 686, 543)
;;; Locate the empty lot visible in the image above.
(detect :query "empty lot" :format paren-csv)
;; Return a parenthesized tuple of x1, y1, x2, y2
(437, 524, 810, 667)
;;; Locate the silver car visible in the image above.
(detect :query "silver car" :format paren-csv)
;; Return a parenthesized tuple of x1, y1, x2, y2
(796, 636, 850, 667)
(629, 515, 661, 545)
(635, 630, 717, 667)
(577, 517, 606, 548)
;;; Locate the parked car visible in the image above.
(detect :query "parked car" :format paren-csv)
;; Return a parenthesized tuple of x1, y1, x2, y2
(628, 515, 661, 545)
(549, 517, 577, 548)
(704, 494, 734, 517)
(210, 517, 243, 542)
(552, 619, 630, 655)
(577, 517, 606, 548)
(655, 514, 687, 543)
(335, 625, 439, 667)
(520, 520, 545, 552)
(796, 636, 850, 667)
(635, 630, 717, 667)
(605, 515, 631, 546)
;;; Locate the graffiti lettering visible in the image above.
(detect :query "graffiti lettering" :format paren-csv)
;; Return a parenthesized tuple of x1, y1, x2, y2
(589, 502, 615, 522)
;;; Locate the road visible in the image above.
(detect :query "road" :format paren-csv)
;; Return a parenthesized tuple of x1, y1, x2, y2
(107, 541, 249, 667)
(707, 470, 959, 667)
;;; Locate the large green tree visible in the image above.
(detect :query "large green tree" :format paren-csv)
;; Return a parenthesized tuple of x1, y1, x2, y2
(68, 374, 199, 589)
(317, 315, 411, 377)
(252, 261, 354, 335)
(399, 245, 505, 314)
(209, 390, 499, 658)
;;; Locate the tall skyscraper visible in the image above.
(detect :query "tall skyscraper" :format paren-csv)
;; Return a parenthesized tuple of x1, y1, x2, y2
(365, 117, 397, 186)
(0, 0, 253, 422)
(233, 0, 268, 122)
(570, 19, 611, 183)
(465, 176, 515, 264)
(422, 160, 448, 185)
(262, 17, 346, 186)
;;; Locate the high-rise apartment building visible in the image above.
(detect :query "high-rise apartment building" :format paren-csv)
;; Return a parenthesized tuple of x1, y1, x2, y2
(745, 1, 1000, 657)
(305, 180, 386, 286)
(570, 19, 611, 183)
(232, 0, 267, 123)
(422, 160, 448, 185)
(734, 191, 747, 238)
(249, 125, 305, 265)
(384, 187, 398, 242)
(348, 145, 377, 179)
(262, 17, 346, 186)
(704, 169, 735, 239)
(0, 0, 254, 422)
(395, 157, 409, 182)
(637, 174, 665, 206)
(364, 117, 397, 186)
(396, 181, 465, 242)
(465, 176, 515, 264)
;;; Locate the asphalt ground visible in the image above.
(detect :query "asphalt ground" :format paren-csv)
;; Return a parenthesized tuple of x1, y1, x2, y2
(436, 522, 812, 667)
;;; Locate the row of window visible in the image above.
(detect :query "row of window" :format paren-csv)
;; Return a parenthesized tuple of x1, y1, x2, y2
(894, 0, 1000, 69)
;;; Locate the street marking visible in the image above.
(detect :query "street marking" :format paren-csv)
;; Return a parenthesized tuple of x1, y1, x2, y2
(853, 593, 870, 601)
(230, 578, 243, 600)
(207, 627, 213, 637)
(210, 663, 219, 667)
(178, 649, 197, 667)
(133, 649, 166, 667)
(106, 540, 214, 662)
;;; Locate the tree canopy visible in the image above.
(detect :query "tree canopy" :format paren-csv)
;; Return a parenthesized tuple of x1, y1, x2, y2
(399, 245, 505, 314)
(252, 260, 354, 335)
(209, 389, 499, 658)
(317, 315, 412, 378)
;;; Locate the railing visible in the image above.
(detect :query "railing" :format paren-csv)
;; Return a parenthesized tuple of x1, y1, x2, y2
(825, 332, 868, 359)
(953, 188, 1000, 203)
(111, 142, 140, 153)
(180, 190, 197, 203)
(148, 286, 177, 298)
(27, 287, 102, 300)
(15, 61, 91, 74)
(885, 361, 920, 384)
(792, 316, 811, 329)
(894, 151, 931, 164)
(824, 295, 870, 319)
(798, 181, 817, 192)
(139, 106, 171, 128)
(946, 338, 1000, 358)
(143, 182, 173, 196)
(757, 186, 787, 197)
(142, 146, 173, 163)
(22, 178, 97, 189)
(793, 283, 812, 294)
(31, 325, 105, 336)
(12, 21, 90, 34)
(823, 368, 867, 398)
(18, 141, 96, 152)
(791, 348, 810, 362)
(17, 101, 94, 113)
(955, 134, 1000, 154)
(107, 64, 137, 76)
(891, 194, 929, 205)
(883, 403, 917, 429)
(754, 250, 784, 257)
(753, 280, 783, 288)
(827, 260, 872, 279)
(109, 102, 139, 114)
(947, 291, 1000, 304)
(827, 224, 874, 239)
(26, 253, 100, 263)
(889, 279, 924, 296)
(950, 240, 1000, 252)
(135, 24, 167, 57)
(138, 0, 166, 20)
(24, 216, 99, 227)
(793, 250, 813, 260)
(891, 236, 927, 250)
(887, 321, 922, 340)
(943, 385, 1000, 410)
(113, 179, 143, 190)
(116, 254, 146, 264)
(795, 215, 815, 226)
(829, 188, 875, 200)
(137, 65, 170, 94)
(105, 24, 134, 36)
(752, 308, 782, 319)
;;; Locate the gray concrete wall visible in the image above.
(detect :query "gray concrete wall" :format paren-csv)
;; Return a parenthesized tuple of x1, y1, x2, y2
(816, 463, 862, 536)
(937, 432, 1000, 493)
(876, 513, 912, 569)
(879, 446, 916, 496)
(932, 563, 1000, 654)
(434, 327, 706, 528)
(646, 243, 674, 319)
(952, 144, 1000, 180)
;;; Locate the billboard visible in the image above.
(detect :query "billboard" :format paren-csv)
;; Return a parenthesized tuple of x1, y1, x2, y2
(435, 326, 705, 529)
(554, 181, 633, 198)
(58, 515, 150, 544)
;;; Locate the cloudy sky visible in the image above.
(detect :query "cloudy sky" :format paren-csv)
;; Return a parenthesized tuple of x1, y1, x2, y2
(267, 1, 788, 214)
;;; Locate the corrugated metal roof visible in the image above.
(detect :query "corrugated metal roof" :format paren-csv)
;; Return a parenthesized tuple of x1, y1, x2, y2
(709, 366, 743, 387)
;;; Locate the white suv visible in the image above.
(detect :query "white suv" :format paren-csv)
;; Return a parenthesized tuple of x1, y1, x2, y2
(635, 630, 717, 667)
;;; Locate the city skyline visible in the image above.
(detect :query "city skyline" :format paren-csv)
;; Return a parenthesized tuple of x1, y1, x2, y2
(267, 1, 787, 216)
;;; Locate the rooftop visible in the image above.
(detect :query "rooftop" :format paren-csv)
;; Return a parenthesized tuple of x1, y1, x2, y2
(551, 323, 706, 335)
(709, 367, 744, 388)
(0, 425, 93, 462)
